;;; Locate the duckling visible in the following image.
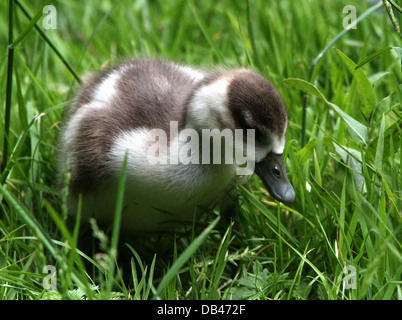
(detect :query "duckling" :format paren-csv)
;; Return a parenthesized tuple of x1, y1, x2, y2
(59, 59, 295, 232)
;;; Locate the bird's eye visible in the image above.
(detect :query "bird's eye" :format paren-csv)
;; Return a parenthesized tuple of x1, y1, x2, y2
(272, 166, 281, 178)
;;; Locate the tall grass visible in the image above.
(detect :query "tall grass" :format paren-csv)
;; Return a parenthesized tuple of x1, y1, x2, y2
(0, 0, 401, 300)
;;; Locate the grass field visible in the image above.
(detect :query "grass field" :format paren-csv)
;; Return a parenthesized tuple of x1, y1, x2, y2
(0, 0, 401, 300)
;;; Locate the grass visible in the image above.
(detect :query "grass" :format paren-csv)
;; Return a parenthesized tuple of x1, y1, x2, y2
(0, 0, 401, 300)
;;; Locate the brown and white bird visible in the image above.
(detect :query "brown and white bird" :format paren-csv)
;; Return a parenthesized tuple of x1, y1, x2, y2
(59, 59, 295, 232)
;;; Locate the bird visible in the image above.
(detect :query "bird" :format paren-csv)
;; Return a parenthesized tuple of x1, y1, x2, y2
(59, 58, 295, 232)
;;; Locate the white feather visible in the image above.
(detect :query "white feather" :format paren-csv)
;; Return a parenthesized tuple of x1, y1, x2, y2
(186, 77, 234, 130)
(93, 71, 120, 107)
(272, 134, 286, 154)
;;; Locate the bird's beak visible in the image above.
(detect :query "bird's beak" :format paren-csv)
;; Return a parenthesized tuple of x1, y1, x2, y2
(255, 152, 295, 205)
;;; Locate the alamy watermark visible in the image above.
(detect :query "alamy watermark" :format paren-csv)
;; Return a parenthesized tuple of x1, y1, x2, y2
(342, 265, 357, 290)
(42, 265, 57, 290)
(343, 5, 357, 30)
(145, 121, 256, 175)
(43, 5, 57, 30)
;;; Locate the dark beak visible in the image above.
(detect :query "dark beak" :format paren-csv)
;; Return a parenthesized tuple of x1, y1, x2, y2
(255, 152, 295, 205)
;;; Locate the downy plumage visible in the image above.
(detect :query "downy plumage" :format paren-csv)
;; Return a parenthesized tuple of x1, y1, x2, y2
(59, 59, 295, 232)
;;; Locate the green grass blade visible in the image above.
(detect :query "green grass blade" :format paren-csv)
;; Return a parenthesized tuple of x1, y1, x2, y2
(335, 48, 376, 120)
(105, 151, 128, 296)
(144, 254, 156, 299)
(299, 0, 383, 146)
(355, 46, 393, 69)
(155, 216, 220, 298)
(0, 114, 39, 184)
(392, 47, 402, 72)
(208, 224, 233, 299)
(0, 184, 57, 258)
(284, 78, 369, 145)
(264, 220, 335, 299)
(12, 0, 53, 48)
(14, 0, 81, 83)
(1, 0, 15, 173)
(188, 0, 224, 63)
(245, 0, 262, 69)
(375, 114, 386, 171)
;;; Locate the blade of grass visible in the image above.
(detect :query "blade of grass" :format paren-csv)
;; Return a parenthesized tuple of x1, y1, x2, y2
(0, 114, 43, 185)
(375, 114, 386, 171)
(167, 236, 178, 299)
(335, 48, 376, 120)
(208, 224, 233, 299)
(388, 0, 402, 13)
(125, 244, 146, 299)
(313, 149, 322, 186)
(2, 0, 14, 173)
(188, 0, 224, 63)
(287, 242, 311, 300)
(144, 254, 156, 299)
(238, 185, 298, 241)
(155, 216, 220, 298)
(105, 151, 128, 296)
(355, 47, 392, 70)
(245, 0, 262, 69)
(17, 51, 55, 104)
(133, 265, 148, 300)
(299, 0, 383, 146)
(284, 78, 369, 146)
(42, 198, 96, 299)
(264, 220, 336, 299)
(12, 0, 53, 48)
(14, 0, 81, 83)
(78, 0, 122, 66)
(0, 184, 57, 259)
